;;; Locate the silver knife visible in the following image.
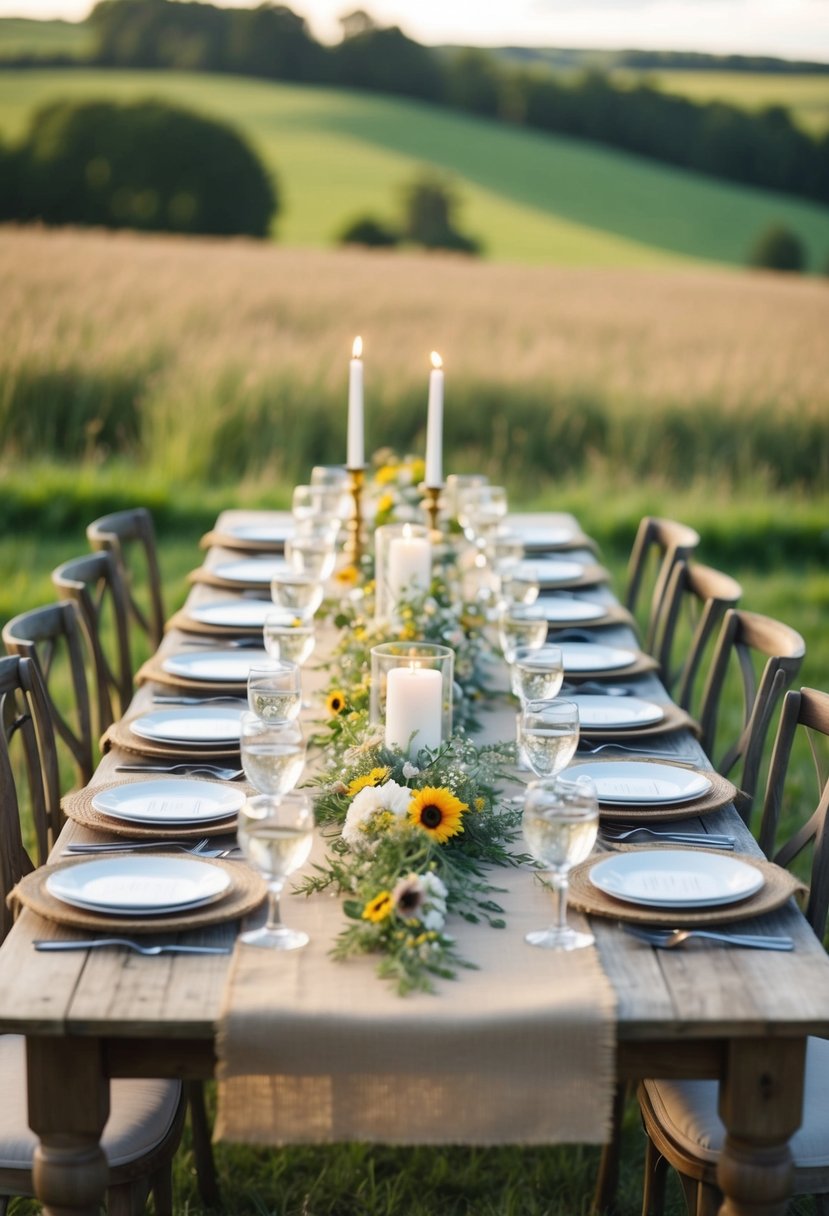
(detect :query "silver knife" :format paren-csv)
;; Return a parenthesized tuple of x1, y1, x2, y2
(34, 939, 232, 956)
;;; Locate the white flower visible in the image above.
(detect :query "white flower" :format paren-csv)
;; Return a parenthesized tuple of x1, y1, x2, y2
(420, 872, 448, 902)
(421, 907, 446, 932)
(402, 761, 419, 779)
(341, 779, 410, 847)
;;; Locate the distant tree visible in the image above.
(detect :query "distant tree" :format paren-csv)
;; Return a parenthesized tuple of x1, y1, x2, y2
(338, 214, 400, 247)
(339, 9, 375, 40)
(747, 224, 806, 272)
(445, 48, 501, 118)
(400, 173, 481, 254)
(225, 4, 324, 81)
(330, 25, 445, 101)
(9, 98, 277, 238)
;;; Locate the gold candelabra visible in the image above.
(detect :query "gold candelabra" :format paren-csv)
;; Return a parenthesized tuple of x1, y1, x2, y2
(422, 484, 443, 538)
(344, 466, 366, 567)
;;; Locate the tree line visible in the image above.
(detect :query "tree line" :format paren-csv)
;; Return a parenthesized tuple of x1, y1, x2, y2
(6, 0, 828, 207)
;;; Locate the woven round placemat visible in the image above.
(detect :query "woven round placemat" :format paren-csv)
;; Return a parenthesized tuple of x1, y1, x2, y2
(166, 608, 263, 638)
(542, 601, 634, 630)
(62, 776, 245, 840)
(567, 850, 805, 926)
(200, 529, 285, 554)
(103, 715, 241, 760)
(564, 651, 660, 681)
(9, 856, 266, 934)
(579, 699, 696, 741)
(136, 657, 248, 695)
(566, 761, 738, 822)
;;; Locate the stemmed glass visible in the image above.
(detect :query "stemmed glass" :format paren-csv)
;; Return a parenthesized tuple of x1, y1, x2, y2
(500, 566, 540, 608)
(271, 570, 324, 622)
(285, 532, 337, 582)
(247, 661, 301, 722)
(518, 698, 580, 777)
(498, 603, 549, 684)
(263, 610, 316, 667)
(522, 773, 599, 951)
(238, 791, 314, 950)
(513, 645, 564, 704)
(240, 710, 306, 799)
(292, 484, 343, 530)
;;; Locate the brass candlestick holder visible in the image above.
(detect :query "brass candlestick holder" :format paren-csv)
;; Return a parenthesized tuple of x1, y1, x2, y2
(344, 465, 366, 567)
(421, 484, 443, 537)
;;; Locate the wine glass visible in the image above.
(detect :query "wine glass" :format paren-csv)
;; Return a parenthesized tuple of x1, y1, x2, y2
(271, 570, 324, 621)
(518, 698, 580, 777)
(500, 566, 540, 608)
(522, 773, 598, 951)
(247, 661, 301, 722)
(513, 645, 564, 704)
(263, 610, 316, 667)
(238, 791, 314, 951)
(240, 711, 306, 798)
(285, 533, 337, 582)
(498, 602, 549, 665)
(292, 484, 343, 527)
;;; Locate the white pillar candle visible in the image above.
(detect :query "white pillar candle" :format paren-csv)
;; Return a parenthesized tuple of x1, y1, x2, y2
(385, 664, 442, 755)
(425, 351, 443, 488)
(388, 527, 431, 607)
(347, 336, 364, 468)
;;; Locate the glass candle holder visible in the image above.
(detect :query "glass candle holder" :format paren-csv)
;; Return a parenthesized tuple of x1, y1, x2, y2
(370, 641, 453, 757)
(374, 522, 432, 622)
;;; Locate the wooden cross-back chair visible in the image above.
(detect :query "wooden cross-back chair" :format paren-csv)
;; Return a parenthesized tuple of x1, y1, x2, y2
(51, 550, 133, 732)
(649, 561, 742, 703)
(637, 687, 829, 1216)
(2, 601, 96, 787)
(0, 655, 185, 1216)
(697, 608, 805, 823)
(87, 507, 166, 651)
(624, 517, 701, 654)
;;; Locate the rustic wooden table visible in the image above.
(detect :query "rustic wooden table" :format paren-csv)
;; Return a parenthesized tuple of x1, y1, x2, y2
(0, 511, 827, 1216)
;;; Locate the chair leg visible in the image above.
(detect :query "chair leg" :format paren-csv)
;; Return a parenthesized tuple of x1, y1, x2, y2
(106, 1179, 149, 1216)
(813, 1196, 829, 1216)
(641, 1133, 669, 1216)
(591, 1082, 629, 1214)
(695, 1181, 722, 1216)
(150, 1164, 174, 1216)
(186, 1079, 222, 1208)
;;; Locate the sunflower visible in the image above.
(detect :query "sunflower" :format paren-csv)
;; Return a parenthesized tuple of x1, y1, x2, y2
(347, 766, 390, 797)
(408, 787, 467, 844)
(334, 564, 360, 586)
(326, 689, 347, 716)
(362, 891, 393, 923)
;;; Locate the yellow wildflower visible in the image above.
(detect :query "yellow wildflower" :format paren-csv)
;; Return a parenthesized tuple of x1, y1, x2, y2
(362, 891, 393, 923)
(347, 766, 391, 797)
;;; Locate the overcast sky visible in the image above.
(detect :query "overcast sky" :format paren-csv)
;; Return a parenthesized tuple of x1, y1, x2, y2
(3, 0, 829, 62)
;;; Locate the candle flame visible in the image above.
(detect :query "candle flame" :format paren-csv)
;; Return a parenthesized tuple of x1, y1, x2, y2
(430, 351, 442, 370)
(352, 336, 363, 359)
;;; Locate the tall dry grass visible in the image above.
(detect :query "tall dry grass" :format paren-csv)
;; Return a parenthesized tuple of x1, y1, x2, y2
(2, 226, 828, 488)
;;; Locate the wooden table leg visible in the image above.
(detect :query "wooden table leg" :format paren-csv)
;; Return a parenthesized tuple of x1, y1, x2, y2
(27, 1035, 110, 1216)
(716, 1037, 806, 1216)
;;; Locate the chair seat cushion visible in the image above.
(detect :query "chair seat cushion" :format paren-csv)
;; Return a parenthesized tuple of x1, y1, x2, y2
(0, 1034, 182, 1170)
(644, 1035, 829, 1169)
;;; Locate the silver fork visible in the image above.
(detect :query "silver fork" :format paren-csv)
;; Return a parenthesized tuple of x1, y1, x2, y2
(34, 939, 233, 956)
(153, 695, 248, 706)
(577, 742, 700, 762)
(64, 837, 211, 856)
(115, 763, 244, 779)
(623, 925, 794, 951)
(600, 826, 735, 848)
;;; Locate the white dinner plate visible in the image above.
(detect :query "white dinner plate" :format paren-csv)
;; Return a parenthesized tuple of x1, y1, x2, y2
(46, 857, 232, 915)
(518, 559, 585, 586)
(573, 696, 665, 730)
(561, 642, 639, 673)
(569, 760, 712, 805)
(188, 600, 273, 629)
(162, 650, 270, 683)
(589, 850, 763, 909)
(129, 707, 245, 747)
(92, 779, 245, 826)
(512, 524, 577, 550)
(225, 521, 293, 545)
(212, 557, 287, 585)
(538, 597, 606, 624)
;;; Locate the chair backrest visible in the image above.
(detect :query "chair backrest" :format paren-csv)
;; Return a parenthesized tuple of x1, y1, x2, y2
(0, 655, 61, 940)
(3, 601, 96, 787)
(624, 516, 701, 652)
(756, 687, 829, 939)
(650, 561, 742, 703)
(87, 507, 165, 650)
(51, 550, 133, 731)
(698, 608, 805, 823)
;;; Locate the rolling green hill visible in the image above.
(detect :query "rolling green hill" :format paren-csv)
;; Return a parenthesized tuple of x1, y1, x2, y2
(1, 68, 828, 268)
(0, 17, 93, 58)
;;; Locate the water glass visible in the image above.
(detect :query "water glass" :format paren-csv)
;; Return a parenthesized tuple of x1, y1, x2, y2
(240, 711, 306, 798)
(292, 483, 343, 526)
(247, 660, 301, 722)
(271, 570, 324, 621)
(513, 645, 564, 704)
(522, 774, 598, 951)
(263, 611, 316, 667)
(239, 791, 314, 951)
(498, 602, 549, 664)
(518, 698, 579, 777)
(285, 534, 337, 582)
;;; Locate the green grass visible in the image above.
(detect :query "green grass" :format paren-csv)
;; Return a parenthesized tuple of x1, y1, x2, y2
(0, 16, 92, 59)
(614, 69, 829, 135)
(1, 69, 828, 268)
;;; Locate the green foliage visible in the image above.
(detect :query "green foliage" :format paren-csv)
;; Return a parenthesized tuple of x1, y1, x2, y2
(338, 214, 400, 247)
(748, 223, 807, 271)
(7, 96, 277, 237)
(400, 172, 481, 254)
